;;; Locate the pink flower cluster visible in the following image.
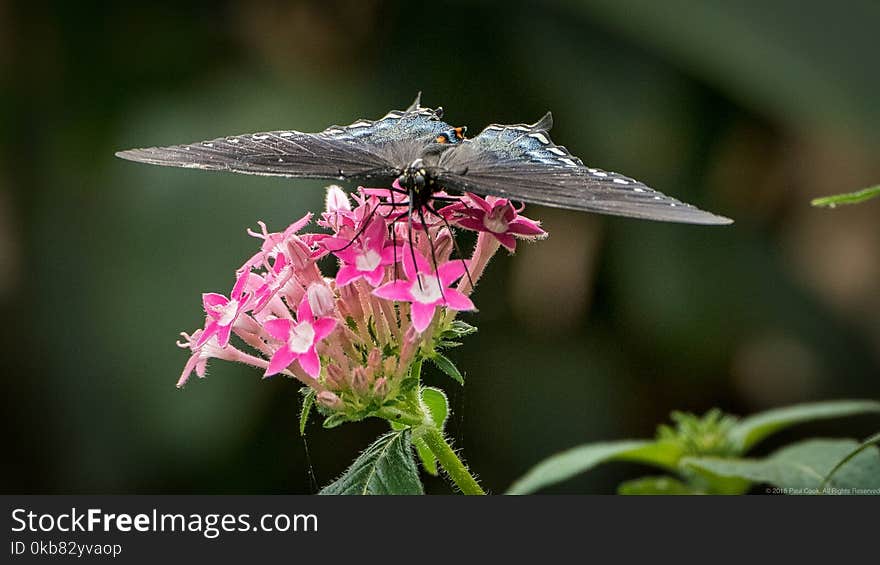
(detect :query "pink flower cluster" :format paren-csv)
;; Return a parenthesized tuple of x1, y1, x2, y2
(177, 185, 546, 417)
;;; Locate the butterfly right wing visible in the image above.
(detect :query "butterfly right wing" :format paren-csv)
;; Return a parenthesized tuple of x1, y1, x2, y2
(435, 113, 732, 225)
(115, 94, 450, 182)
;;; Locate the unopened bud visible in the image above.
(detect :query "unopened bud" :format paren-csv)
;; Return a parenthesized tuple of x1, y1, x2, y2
(373, 377, 388, 398)
(317, 390, 343, 410)
(434, 228, 453, 261)
(325, 185, 351, 213)
(367, 348, 382, 373)
(307, 283, 335, 318)
(351, 367, 369, 394)
(286, 236, 313, 271)
(325, 364, 347, 389)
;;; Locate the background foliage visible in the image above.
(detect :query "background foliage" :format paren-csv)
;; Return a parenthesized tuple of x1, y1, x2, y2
(1, 0, 879, 494)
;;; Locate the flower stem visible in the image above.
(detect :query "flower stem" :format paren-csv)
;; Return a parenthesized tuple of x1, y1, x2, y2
(420, 425, 485, 495)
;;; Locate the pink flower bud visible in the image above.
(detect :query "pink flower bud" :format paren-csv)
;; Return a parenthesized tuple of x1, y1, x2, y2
(351, 366, 369, 394)
(325, 185, 351, 213)
(307, 283, 335, 318)
(367, 348, 382, 374)
(325, 364, 347, 389)
(373, 377, 388, 398)
(433, 227, 453, 262)
(317, 390, 343, 410)
(286, 236, 314, 271)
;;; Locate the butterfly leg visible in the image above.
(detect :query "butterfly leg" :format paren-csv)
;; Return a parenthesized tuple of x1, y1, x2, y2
(425, 201, 475, 291)
(418, 205, 446, 302)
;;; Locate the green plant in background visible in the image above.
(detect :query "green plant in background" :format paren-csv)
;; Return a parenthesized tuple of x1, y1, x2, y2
(811, 185, 880, 208)
(508, 400, 880, 494)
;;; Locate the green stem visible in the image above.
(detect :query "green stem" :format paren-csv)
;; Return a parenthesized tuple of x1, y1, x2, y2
(420, 425, 485, 495)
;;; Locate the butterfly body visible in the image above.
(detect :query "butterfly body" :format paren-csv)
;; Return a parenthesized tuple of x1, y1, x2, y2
(116, 94, 731, 225)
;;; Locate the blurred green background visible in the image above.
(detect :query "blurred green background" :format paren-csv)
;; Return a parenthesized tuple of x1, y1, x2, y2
(2, 0, 879, 494)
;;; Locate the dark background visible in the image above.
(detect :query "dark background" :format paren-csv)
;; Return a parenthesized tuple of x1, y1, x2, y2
(2, 0, 879, 494)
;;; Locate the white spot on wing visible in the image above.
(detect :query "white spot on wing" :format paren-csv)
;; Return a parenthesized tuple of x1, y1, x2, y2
(529, 133, 550, 144)
(252, 134, 269, 140)
(349, 121, 372, 128)
(547, 147, 566, 155)
(613, 178, 629, 184)
(558, 158, 577, 167)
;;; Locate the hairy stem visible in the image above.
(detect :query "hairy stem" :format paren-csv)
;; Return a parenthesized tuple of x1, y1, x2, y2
(420, 426, 485, 495)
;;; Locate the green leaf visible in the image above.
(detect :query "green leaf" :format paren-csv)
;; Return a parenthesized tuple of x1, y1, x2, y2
(811, 185, 880, 208)
(429, 353, 464, 385)
(507, 440, 682, 495)
(421, 387, 449, 430)
(410, 388, 449, 476)
(618, 476, 701, 495)
(447, 320, 477, 337)
(413, 438, 438, 476)
(820, 432, 880, 490)
(729, 400, 880, 452)
(299, 389, 315, 436)
(320, 430, 424, 495)
(683, 439, 880, 493)
(322, 414, 348, 429)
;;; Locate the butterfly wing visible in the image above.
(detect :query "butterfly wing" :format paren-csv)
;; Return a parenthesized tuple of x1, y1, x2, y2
(434, 113, 731, 225)
(115, 94, 450, 182)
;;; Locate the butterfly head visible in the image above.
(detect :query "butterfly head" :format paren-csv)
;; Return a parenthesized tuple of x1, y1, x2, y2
(397, 159, 440, 207)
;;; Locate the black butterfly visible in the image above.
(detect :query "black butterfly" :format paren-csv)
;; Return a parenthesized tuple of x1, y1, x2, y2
(116, 94, 731, 225)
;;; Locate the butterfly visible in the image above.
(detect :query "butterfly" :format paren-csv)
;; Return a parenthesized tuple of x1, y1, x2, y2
(115, 93, 731, 225)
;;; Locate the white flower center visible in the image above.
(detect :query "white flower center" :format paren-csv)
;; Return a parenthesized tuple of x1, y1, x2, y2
(215, 299, 239, 326)
(483, 208, 510, 233)
(410, 275, 442, 304)
(288, 322, 315, 354)
(355, 248, 382, 271)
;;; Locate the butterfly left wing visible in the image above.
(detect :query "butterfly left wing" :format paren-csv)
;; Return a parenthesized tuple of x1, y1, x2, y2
(115, 94, 450, 183)
(434, 113, 732, 225)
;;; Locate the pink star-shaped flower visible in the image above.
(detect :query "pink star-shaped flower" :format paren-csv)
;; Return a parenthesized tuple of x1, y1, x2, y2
(197, 272, 251, 348)
(448, 194, 546, 251)
(263, 296, 336, 378)
(322, 216, 400, 287)
(373, 247, 474, 332)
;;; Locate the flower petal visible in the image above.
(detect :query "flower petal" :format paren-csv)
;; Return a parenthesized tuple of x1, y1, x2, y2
(216, 323, 233, 348)
(195, 320, 219, 347)
(442, 289, 475, 311)
(494, 232, 517, 251)
(402, 246, 431, 280)
(410, 302, 436, 333)
(364, 266, 385, 287)
(296, 295, 313, 321)
(335, 265, 361, 287)
(508, 219, 546, 236)
(313, 317, 337, 341)
(438, 260, 469, 287)
(373, 281, 413, 302)
(263, 318, 292, 341)
(265, 346, 297, 377)
(203, 292, 228, 313)
(298, 348, 321, 378)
